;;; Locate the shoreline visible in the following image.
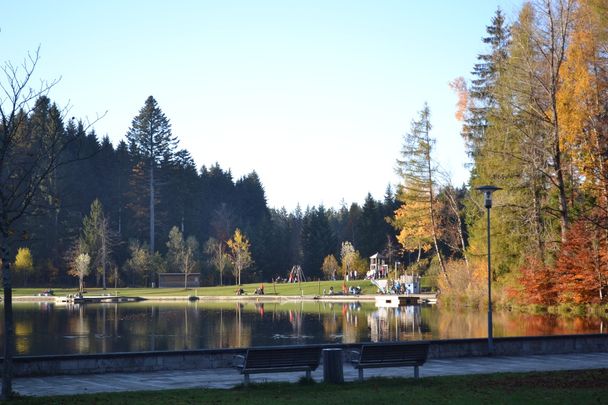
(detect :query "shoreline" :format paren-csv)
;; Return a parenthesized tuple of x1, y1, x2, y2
(6, 293, 441, 304)
(7, 294, 378, 303)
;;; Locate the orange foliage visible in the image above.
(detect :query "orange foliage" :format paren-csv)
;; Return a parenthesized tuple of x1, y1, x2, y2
(520, 220, 608, 305)
(449, 77, 468, 122)
(557, 0, 608, 200)
(554, 221, 606, 304)
(519, 256, 557, 306)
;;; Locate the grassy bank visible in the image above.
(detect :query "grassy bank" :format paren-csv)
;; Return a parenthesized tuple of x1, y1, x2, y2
(10, 280, 380, 298)
(11, 369, 608, 404)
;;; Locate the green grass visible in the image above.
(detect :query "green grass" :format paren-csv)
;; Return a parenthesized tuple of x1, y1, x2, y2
(11, 280, 381, 298)
(10, 369, 608, 404)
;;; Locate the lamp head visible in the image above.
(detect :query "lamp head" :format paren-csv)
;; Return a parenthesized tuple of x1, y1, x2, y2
(476, 185, 502, 208)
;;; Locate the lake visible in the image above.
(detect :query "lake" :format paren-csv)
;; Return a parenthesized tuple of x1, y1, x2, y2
(4, 300, 607, 356)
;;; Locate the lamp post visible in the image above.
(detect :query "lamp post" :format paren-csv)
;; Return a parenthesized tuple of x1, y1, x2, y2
(476, 185, 501, 355)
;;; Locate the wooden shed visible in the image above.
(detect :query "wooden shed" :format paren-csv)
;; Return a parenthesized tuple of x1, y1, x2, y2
(157, 273, 200, 288)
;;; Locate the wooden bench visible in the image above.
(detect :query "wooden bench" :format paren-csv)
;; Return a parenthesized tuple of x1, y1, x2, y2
(350, 342, 430, 380)
(233, 346, 322, 385)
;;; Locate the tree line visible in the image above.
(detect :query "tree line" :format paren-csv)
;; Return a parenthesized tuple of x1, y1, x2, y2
(5, 95, 412, 288)
(444, 0, 608, 306)
(6, 0, 605, 308)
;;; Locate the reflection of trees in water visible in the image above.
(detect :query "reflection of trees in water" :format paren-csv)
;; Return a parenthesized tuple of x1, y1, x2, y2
(367, 306, 424, 342)
(497, 312, 604, 337)
(195, 303, 252, 349)
(322, 303, 339, 339)
(5, 302, 608, 355)
(65, 304, 90, 353)
(435, 306, 487, 339)
(14, 319, 33, 355)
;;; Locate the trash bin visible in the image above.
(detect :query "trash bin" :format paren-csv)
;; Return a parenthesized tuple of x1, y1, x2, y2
(323, 348, 344, 383)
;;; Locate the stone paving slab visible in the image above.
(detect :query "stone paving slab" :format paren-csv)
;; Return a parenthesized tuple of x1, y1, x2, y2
(13, 352, 608, 397)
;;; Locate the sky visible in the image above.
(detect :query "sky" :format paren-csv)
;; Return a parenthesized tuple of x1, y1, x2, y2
(3, 1, 524, 211)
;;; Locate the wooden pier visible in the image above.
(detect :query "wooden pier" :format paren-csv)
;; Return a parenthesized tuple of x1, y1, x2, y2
(374, 293, 437, 307)
(55, 295, 143, 304)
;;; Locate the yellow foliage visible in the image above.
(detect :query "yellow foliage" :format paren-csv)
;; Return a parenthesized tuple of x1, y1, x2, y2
(438, 259, 487, 307)
(557, 0, 608, 195)
(14, 247, 33, 273)
(393, 195, 432, 252)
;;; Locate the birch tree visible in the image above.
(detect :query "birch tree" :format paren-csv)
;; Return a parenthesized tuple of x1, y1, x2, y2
(227, 228, 253, 286)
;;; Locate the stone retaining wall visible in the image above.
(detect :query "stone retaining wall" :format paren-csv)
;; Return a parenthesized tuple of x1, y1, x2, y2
(5, 333, 607, 377)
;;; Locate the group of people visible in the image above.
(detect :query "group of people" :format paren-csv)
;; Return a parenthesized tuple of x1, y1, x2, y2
(235, 284, 265, 296)
(323, 285, 361, 296)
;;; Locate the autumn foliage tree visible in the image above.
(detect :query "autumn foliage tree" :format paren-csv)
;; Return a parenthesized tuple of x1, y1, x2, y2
(321, 254, 339, 280)
(520, 220, 608, 305)
(227, 228, 253, 285)
(13, 247, 33, 287)
(393, 104, 448, 284)
(553, 221, 608, 304)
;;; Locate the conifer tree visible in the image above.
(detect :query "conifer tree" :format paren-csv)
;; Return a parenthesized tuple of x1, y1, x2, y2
(393, 104, 448, 284)
(126, 96, 177, 253)
(464, 8, 510, 158)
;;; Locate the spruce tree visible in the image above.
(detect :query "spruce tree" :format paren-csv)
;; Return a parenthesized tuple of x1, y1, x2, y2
(464, 8, 510, 158)
(126, 96, 177, 253)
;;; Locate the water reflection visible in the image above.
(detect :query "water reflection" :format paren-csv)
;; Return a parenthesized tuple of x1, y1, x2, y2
(1, 301, 606, 356)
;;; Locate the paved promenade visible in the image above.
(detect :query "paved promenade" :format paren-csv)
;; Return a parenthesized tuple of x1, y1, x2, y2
(13, 352, 608, 397)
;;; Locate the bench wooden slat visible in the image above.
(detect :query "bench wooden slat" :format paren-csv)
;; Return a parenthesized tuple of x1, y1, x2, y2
(233, 346, 322, 385)
(351, 342, 429, 380)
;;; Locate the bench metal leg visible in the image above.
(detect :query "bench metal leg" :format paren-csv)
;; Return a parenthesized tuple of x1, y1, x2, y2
(414, 366, 419, 378)
(244, 373, 250, 386)
(358, 368, 364, 381)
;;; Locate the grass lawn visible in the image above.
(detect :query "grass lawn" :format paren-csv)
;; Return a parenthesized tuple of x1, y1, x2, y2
(10, 369, 608, 404)
(11, 280, 381, 298)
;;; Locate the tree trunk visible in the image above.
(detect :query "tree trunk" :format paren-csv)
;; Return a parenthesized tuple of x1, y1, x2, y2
(424, 123, 449, 286)
(532, 180, 546, 265)
(446, 189, 469, 267)
(149, 160, 155, 253)
(101, 222, 107, 290)
(553, 126, 569, 242)
(1, 234, 14, 400)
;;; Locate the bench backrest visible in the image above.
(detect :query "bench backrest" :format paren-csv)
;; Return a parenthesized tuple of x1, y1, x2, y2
(244, 347, 322, 370)
(359, 342, 429, 365)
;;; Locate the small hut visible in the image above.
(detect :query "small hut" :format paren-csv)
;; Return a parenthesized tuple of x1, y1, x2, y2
(158, 273, 200, 288)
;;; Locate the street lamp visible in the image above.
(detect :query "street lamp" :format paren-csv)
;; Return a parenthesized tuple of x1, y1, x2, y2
(476, 185, 501, 355)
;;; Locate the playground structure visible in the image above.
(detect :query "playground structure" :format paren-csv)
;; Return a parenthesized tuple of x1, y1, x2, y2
(287, 265, 306, 283)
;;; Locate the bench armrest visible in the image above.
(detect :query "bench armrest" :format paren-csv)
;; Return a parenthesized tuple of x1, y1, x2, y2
(233, 354, 246, 367)
(349, 350, 361, 363)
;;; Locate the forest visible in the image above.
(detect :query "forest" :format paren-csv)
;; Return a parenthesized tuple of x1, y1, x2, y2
(3, 95, 405, 289)
(2, 0, 608, 308)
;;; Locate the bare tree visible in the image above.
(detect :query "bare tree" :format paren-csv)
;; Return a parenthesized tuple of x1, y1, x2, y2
(205, 237, 231, 286)
(0, 48, 102, 399)
(0, 48, 61, 399)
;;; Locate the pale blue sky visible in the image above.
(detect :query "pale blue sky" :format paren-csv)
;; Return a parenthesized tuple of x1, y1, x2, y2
(3, 1, 523, 210)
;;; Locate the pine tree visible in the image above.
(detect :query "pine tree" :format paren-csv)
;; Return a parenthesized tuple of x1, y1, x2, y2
(301, 206, 337, 279)
(126, 96, 177, 253)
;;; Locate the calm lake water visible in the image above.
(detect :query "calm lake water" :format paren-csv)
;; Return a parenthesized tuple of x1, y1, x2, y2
(3, 300, 607, 356)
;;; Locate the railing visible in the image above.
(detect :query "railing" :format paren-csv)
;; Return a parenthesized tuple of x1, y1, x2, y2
(2, 333, 607, 377)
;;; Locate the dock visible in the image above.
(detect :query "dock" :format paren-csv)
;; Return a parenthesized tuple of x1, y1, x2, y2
(55, 295, 143, 304)
(375, 293, 437, 307)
